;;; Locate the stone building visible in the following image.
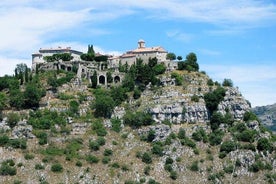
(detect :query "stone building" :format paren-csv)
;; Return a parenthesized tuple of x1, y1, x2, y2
(113, 39, 168, 66)
(32, 47, 83, 70)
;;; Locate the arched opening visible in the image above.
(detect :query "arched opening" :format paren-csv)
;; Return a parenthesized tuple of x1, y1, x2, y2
(99, 75, 105, 85)
(114, 76, 120, 83)
(67, 66, 72, 71)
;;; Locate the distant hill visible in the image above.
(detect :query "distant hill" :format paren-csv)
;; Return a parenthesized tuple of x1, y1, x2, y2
(252, 103, 276, 133)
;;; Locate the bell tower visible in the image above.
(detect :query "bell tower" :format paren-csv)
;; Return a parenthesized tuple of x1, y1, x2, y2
(138, 39, 145, 49)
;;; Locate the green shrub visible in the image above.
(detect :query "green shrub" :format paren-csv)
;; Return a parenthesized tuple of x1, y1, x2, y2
(91, 120, 107, 136)
(51, 163, 63, 173)
(36, 131, 48, 145)
(191, 95, 199, 102)
(220, 141, 237, 154)
(192, 128, 207, 142)
(111, 118, 121, 133)
(164, 164, 173, 172)
(0, 135, 9, 146)
(89, 141, 100, 151)
(86, 155, 99, 164)
(177, 128, 186, 139)
(76, 161, 82, 167)
(103, 149, 113, 156)
(96, 137, 106, 146)
(170, 170, 178, 180)
(7, 113, 20, 128)
(204, 87, 226, 115)
(111, 162, 120, 168)
(0, 163, 16, 176)
(165, 157, 174, 165)
(144, 165, 151, 175)
(208, 130, 224, 146)
(257, 138, 273, 152)
(151, 143, 164, 156)
(180, 137, 196, 148)
(243, 111, 258, 122)
(8, 138, 27, 149)
(123, 111, 153, 128)
(222, 79, 233, 87)
(35, 163, 45, 170)
(171, 72, 183, 85)
(223, 164, 234, 174)
(190, 161, 199, 171)
(147, 129, 155, 142)
(102, 156, 111, 164)
(24, 153, 34, 160)
(141, 152, 152, 164)
(42, 146, 63, 156)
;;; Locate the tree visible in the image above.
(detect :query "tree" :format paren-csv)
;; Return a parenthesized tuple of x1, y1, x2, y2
(107, 71, 113, 83)
(185, 52, 199, 71)
(23, 82, 43, 109)
(166, 53, 176, 61)
(0, 92, 7, 111)
(177, 56, 183, 61)
(93, 94, 115, 118)
(222, 79, 233, 87)
(90, 71, 98, 88)
(257, 138, 273, 152)
(148, 57, 158, 68)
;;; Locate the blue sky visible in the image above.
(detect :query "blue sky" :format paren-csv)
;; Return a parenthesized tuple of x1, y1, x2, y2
(0, 0, 276, 107)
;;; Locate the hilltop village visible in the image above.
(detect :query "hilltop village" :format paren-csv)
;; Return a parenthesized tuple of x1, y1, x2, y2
(32, 40, 177, 86)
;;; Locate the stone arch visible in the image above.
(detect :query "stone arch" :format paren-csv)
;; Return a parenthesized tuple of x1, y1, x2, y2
(99, 75, 106, 85)
(67, 66, 72, 71)
(114, 76, 120, 83)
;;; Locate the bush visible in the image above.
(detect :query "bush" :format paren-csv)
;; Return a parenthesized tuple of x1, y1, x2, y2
(191, 95, 199, 102)
(151, 143, 164, 156)
(86, 155, 99, 164)
(111, 118, 121, 133)
(89, 141, 100, 151)
(141, 152, 152, 164)
(257, 138, 273, 152)
(103, 149, 113, 156)
(220, 141, 237, 154)
(190, 161, 199, 171)
(178, 128, 186, 139)
(7, 113, 20, 128)
(36, 131, 48, 145)
(35, 163, 45, 170)
(192, 128, 207, 142)
(8, 138, 27, 149)
(91, 120, 107, 136)
(222, 79, 233, 87)
(204, 87, 226, 115)
(24, 153, 34, 160)
(51, 163, 63, 173)
(96, 137, 106, 146)
(223, 164, 234, 174)
(208, 130, 224, 146)
(0, 163, 16, 176)
(243, 111, 258, 122)
(180, 137, 196, 148)
(0, 135, 9, 146)
(144, 165, 151, 175)
(170, 170, 178, 180)
(171, 72, 183, 86)
(123, 111, 153, 128)
(102, 156, 111, 164)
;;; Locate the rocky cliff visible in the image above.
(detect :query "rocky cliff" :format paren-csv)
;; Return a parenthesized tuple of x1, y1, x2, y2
(253, 103, 276, 133)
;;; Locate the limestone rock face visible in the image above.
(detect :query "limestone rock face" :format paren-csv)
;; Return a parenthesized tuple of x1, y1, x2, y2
(145, 86, 250, 124)
(218, 87, 251, 121)
(137, 124, 171, 142)
(12, 120, 35, 139)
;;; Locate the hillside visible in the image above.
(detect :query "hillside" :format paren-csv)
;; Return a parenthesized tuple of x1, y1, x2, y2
(0, 59, 275, 184)
(253, 103, 276, 133)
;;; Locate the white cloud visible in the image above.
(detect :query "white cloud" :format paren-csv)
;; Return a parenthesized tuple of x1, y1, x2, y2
(166, 30, 193, 42)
